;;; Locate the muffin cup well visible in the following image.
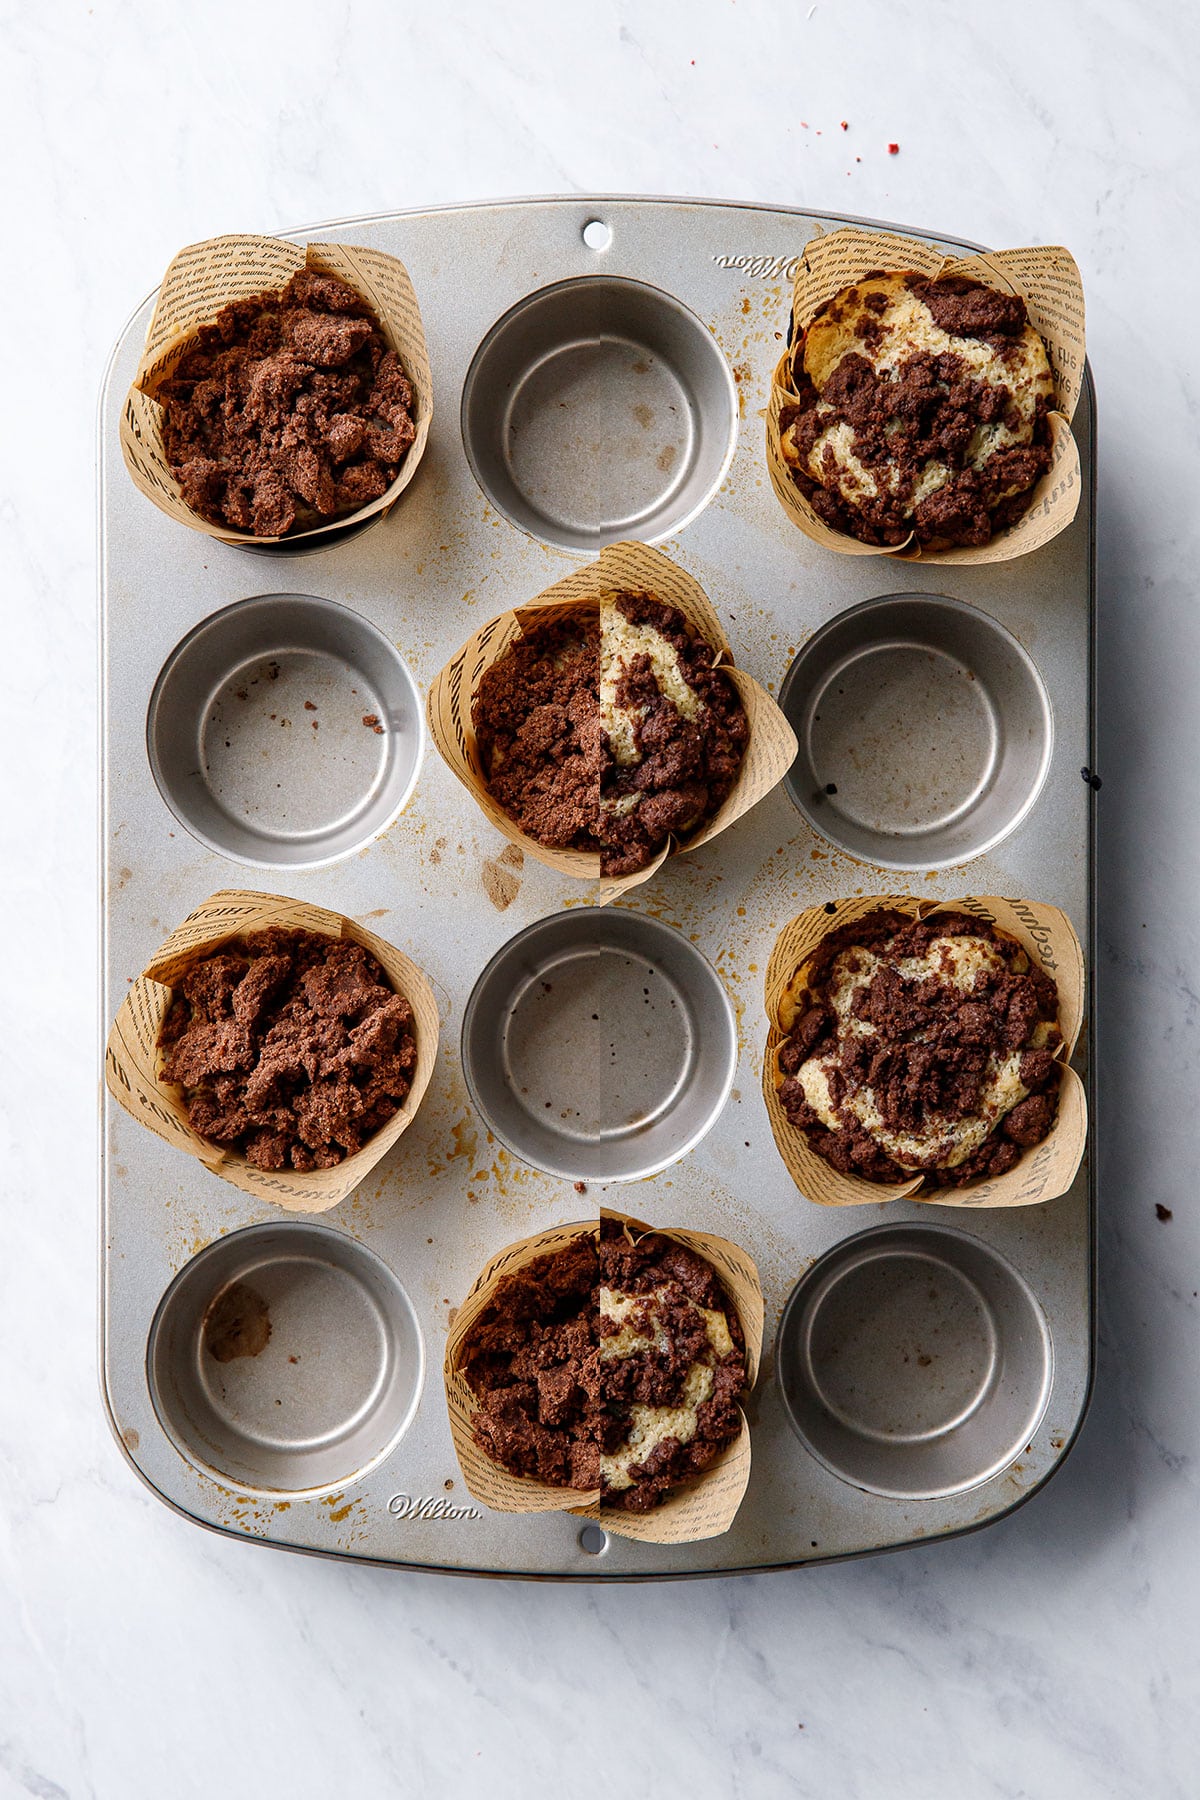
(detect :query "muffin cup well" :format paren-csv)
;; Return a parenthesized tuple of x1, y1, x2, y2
(765, 226, 1086, 565)
(104, 889, 439, 1213)
(120, 235, 433, 546)
(443, 1210, 764, 1544)
(762, 894, 1087, 1209)
(425, 540, 797, 896)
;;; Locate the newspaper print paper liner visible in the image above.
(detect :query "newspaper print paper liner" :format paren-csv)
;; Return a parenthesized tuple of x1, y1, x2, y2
(442, 1210, 764, 1543)
(765, 227, 1086, 564)
(104, 890, 440, 1213)
(426, 541, 797, 898)
(761, 894, 1087, 1209)
(120, 235, 433, 544)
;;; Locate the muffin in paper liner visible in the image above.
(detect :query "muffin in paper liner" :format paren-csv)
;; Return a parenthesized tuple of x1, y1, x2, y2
(765, 226, 1086, 565)
(120, 234, 433, 545)
(426, 540, 797, 900)
(762, 894, 1087, 1209)
(443, 1209, 764, 1544)
(104, 890, 439, 1214)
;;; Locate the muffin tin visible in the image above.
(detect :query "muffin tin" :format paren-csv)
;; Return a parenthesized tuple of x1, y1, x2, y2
(100, 198, 1095, 1578)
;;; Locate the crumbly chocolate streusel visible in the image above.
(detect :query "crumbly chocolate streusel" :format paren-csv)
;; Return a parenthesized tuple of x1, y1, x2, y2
(597, 1222, 746, 1512)
(471, 613, 603, 852)
(598, 592, 749, 879)
(777, 910, 1062, 1187)
(469, 594, 748, 877)
(459, 1239, 603, 1492)
(779, 271, 1053, 550)
(458, 1226, 747, 1511)
(156, 269, 416, 537)
(157, 926, 416, 1171)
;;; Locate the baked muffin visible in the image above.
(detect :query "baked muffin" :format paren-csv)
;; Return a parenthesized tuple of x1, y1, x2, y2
(156, 926, 417, 1172)
(155, 269, 416, 538)
(778, 271, 1054, 549)
(470, 593, 749, 878)
(776, 910, 1062, 1186)
(457, 1227, 748, 1511)
(471, 612, 604, 853)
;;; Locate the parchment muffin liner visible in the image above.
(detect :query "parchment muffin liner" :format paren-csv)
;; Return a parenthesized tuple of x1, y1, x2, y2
(443, 1209, 764, 1544)
(104, 889, 439, 1213)
(762, 894, 1087, 1209)
(120, 235, 433, 545)
(765, 226, 1086, 565)
(426, 540, 798, 900)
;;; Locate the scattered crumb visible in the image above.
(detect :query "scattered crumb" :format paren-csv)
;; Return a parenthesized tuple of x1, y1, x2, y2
(1156, 1203, 1173, 1221)
(574, 1181, 587, 1194)
(888, 142, 900, 154)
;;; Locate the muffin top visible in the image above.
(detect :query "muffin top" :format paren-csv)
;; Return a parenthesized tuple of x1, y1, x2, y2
(779, 271, 1054, 550)
(777, 910, 1062, 1186)
(457, 1225, 747, 1512)
(470, 592, 748, 878)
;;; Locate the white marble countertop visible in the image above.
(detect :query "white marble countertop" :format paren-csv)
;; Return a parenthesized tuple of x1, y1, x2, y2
(3, 1, 1197, 1794)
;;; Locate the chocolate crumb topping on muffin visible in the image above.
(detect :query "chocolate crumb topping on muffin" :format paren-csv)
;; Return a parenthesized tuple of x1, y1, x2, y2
(458, 1225, 747, 1511)
(776, 910, 1062, 1186)
(597, 1221, 746, 1512)
(471, 613, 604, 853)
(155, 270, 416, 537)
(470, 593, 749, 877)
(458, 1239, 603, 1493)
(598, 592, 749, 879)
(157, 926, 417, 1171)
(778, 271, 1055, 549)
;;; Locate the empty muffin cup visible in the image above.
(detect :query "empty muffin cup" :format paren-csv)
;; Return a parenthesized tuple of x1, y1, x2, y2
(147, 592, 424, 868)
(461, 276, 738, 551)
(776, 1223, 1053, 1500)
(461, 909, 737, 1181)
(778, 592, 1052, 869)
(147, 1222, 424, 1494)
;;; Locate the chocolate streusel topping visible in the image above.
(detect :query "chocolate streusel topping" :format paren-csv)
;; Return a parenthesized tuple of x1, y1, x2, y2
(459, 1239, 603, 1492)
(598, 592, 749, 879)
(157, 926, 417, 1171)
(458, 1226, 747, 1511)
(597, 1222, 746, 1512)
(777, 910, 1062, 1187)
(471, 613, 604, 852)
(780, 271, 1053, 549)
(156, 269, 416, 538)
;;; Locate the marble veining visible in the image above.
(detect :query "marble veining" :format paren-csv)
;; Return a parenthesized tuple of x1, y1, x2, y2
(2, 0, 1197, 1794)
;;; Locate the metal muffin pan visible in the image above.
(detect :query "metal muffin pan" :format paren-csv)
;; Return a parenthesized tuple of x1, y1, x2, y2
(775, 1224, 1053, 1501)
(461, 909, 737, 1182)
(147, 1222, 424, 1494)
(147, 591, 424, 868)
(101, 198, 1094, 1578)
(777, 592, 1053, 869)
